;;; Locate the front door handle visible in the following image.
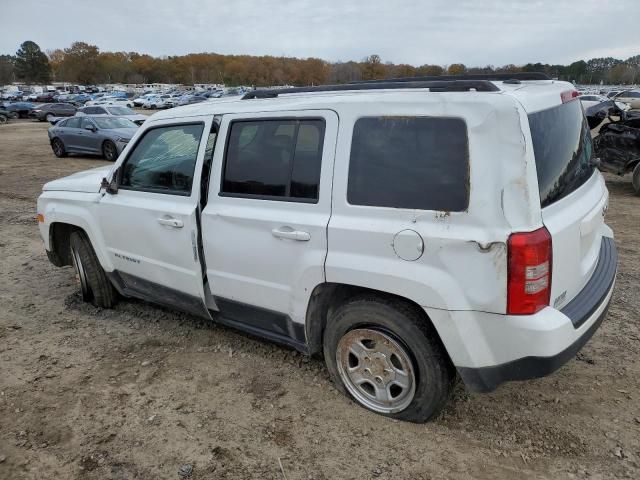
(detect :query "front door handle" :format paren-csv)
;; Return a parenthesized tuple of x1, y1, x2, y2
(272, 227, 310, 241)
(158, 217, 184, 228)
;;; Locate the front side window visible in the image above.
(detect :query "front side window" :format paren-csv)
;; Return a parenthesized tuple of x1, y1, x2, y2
(80, 117, 95, 129)
(65, 117, 81, 128)
(348, 117, 469, 211)
(221, 118, 325, 202)
(121, 123, 204, 195)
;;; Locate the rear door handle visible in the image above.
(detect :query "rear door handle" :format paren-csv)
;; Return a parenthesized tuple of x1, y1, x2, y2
(158, 217, 184, 228)
(272, 227, 310, 241)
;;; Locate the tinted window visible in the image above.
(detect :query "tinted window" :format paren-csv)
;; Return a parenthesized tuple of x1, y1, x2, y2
(121, 124, 204, 195)
(528, 100, 594, 208)
(65, 117, 81, 128)
(222, 119, 325, 201)
(348, 117, 469, 211)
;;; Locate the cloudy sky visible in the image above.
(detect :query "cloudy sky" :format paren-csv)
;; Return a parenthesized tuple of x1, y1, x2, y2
(2, 0, 639, 66)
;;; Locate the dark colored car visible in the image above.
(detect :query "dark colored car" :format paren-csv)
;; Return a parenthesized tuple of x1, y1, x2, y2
(29, 103, 77, 122)
(587, 101, 640, 195)
(48, 115, 138, 161)
(0, 109, 17, 124)
(36, 92, 57, 102)
(1, 101, 36, 118)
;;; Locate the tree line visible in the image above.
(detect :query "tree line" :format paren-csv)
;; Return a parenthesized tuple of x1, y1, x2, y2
(1, 40, 639, 87)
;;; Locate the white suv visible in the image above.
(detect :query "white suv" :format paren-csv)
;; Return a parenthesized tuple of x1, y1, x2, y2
(37, 74, 617, 422)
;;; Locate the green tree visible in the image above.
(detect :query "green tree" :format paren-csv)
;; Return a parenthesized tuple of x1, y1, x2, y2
(361, 54, 385, 80)
(63, 42, 100, 84)
(447, 63, 466, 75)
(0, 55, 15, 84)
(14, 41, 50, 83)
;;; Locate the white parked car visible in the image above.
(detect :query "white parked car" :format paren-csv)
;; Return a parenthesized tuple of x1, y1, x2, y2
(579, 94, 631, 111)
(76, 105, 147, 126)
(37, 75, 617, 422)
(133, 93, 156, 107)
(142, 94, 174, 109)
(613, 90, 640, 109)
(85, 97, 134, 108)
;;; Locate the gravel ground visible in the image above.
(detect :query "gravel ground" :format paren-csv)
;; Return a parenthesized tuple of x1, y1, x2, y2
(0, 119, 639, 480)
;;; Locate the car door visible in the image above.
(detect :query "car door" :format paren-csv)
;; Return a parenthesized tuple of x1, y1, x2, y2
(201, 110, 338, 339)
(97, 116, 215, 317)
(79, 117, 101, 154)
(60, 116, 83, 151)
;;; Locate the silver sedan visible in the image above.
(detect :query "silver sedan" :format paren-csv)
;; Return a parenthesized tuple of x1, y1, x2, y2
(48, 116, 139, 161)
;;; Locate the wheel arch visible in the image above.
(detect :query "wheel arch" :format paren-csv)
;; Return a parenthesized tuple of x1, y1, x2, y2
(305, 282, 451, 363)
(42, 206, 114, 272)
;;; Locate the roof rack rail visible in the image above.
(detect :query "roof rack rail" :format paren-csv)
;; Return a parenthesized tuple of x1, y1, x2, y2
(353, 72, 551, 84)
(241, 80, 500, 99)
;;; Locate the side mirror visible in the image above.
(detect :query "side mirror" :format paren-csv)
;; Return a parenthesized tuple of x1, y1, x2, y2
(84, 125, 97, 132)
(100, 167, 119, 194)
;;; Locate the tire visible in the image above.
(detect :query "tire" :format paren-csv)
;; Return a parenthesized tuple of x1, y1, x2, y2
(323, 295, 455, 423)
(69, 231, 117, 308)
(632, 163, 640, 196)
(0, 115, 6, 125)
(102, 140, 118, 161)
(51, 138, 67, 158)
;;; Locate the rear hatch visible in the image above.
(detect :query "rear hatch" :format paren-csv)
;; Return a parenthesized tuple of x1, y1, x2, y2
(528, 98, 607, 311)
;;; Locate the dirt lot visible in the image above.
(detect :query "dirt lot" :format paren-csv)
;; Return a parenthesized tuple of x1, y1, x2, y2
(0, 119, 639, 480)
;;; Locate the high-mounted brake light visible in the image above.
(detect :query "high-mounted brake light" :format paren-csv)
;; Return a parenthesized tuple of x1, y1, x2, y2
(507, 227, 552, 315)
(560, 90, 579, 103)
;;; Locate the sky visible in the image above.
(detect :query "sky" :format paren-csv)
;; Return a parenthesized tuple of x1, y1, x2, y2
(2, 0, 639, 66)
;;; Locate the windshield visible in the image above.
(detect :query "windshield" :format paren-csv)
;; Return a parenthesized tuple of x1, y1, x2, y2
(528, 100, 594, 208)
(106, 106, 134, 115)
(93, 117, 137, 129)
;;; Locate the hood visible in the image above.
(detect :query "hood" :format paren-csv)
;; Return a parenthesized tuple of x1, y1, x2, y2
(102, 127, 137, 139)
(43, 165, 113, 193)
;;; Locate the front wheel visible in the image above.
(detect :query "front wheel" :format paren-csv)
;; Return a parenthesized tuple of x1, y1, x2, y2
(102, 140, 118, 161)
(323, 296, 455, 423)
(632, 163, 640, 196)
(51, 138, 67, 157)
(69, 231, 117, 308)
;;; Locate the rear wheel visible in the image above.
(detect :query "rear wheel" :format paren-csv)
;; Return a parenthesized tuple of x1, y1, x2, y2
(51, 138, 67, 157)
(69, 231, 117, 308)
(323, 296, 455, 423)
(102, 140, 118, 161)
(632, 163, 640, 196)
(0, 115, 7, 124)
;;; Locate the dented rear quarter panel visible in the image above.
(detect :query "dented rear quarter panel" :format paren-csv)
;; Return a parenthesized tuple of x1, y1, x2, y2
(326, 94, 541, 314)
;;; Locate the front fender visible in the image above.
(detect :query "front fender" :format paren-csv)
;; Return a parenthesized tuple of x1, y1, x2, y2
(38, 192, 114, 272)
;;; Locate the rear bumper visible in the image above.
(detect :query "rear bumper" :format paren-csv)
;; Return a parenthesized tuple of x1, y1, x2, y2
(432, 236, 617, 393)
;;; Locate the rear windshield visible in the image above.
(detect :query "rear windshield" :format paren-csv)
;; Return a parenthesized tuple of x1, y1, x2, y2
(528, 100, 594, 207)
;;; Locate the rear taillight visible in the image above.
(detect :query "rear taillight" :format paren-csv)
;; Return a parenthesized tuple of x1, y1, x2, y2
(507, 227, 552, 315)
(560, 90, 579, 103)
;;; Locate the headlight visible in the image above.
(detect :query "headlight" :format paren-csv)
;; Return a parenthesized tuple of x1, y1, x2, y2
(114, 137, 129, 143)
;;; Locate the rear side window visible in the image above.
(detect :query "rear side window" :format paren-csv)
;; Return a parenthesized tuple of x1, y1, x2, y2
(528, 100, 594, 208)
(348, 117, 469, 211)
(221, 119, 325, 202)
